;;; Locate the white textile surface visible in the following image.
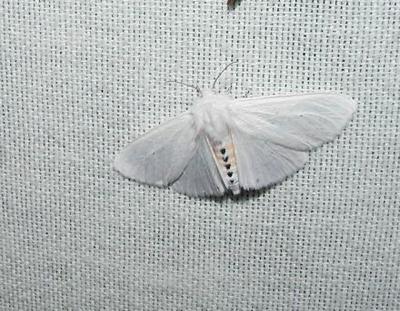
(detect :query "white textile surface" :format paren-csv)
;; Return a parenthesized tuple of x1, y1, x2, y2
(1, 1, 399, 310)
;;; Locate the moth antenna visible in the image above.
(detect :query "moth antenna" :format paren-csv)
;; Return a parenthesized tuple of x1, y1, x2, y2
(166, 80, 202, 96)
(212, 61, 238, 90)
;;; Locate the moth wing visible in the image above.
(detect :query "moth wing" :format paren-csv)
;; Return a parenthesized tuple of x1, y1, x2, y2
(231, 127, 308, 190)
(114, 113, 197, 187)
(232, 93, 356, 151)
(172, 135, 226, 197)
(229, 93, 356, 190)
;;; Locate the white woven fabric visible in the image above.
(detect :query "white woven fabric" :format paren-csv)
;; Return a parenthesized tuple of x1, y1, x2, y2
(1, 1, 399, 310)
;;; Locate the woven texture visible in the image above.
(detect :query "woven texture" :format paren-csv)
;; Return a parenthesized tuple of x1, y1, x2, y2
(1, 1, 399, 310)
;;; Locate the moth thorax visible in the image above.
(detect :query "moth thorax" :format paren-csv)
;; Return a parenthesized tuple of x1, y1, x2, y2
(202, 110, 228, 140)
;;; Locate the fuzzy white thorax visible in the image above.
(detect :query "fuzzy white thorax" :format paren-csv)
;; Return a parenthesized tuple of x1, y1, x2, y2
(190, 89, 234, 141)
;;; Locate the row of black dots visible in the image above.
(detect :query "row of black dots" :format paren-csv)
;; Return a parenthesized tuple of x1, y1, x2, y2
(220, 147, 235, 184)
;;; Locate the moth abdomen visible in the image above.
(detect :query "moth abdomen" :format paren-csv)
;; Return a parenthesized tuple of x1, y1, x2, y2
(209, 138, 241, 195)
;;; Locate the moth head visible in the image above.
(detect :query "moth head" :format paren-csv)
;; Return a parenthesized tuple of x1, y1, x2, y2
(200, 88, 216, 98)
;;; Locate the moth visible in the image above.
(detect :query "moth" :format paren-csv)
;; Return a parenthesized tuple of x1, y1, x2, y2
(114, 63, 356, 197)
(227, 0, 238, 7)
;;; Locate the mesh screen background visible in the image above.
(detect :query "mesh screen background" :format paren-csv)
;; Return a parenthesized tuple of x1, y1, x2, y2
(1, 1, 399, 310)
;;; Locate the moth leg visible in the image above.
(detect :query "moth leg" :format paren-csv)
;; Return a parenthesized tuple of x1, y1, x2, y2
(225, 84, 233, 94)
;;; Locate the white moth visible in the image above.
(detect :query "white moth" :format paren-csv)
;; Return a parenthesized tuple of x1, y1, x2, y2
(114, 64, 356, 197)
